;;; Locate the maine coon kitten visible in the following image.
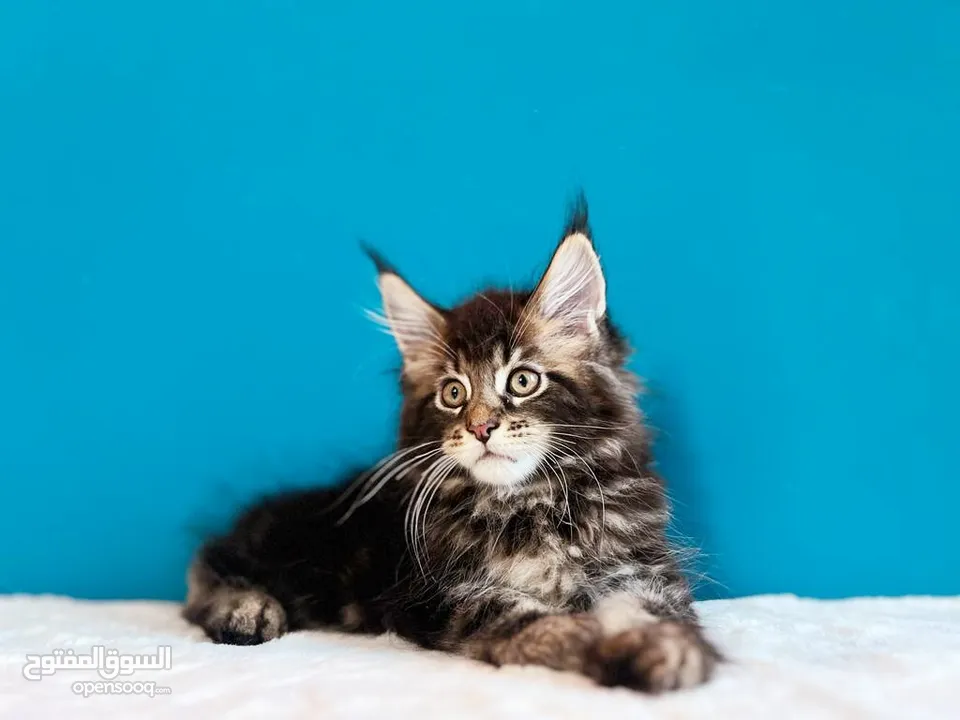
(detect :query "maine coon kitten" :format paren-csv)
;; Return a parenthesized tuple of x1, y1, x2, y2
(183, 199, 720, 692)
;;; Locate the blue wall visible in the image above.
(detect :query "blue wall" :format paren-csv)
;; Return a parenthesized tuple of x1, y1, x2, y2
(2, 2, 958, 601)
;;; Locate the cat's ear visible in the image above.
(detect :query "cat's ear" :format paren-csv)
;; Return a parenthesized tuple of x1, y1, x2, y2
(364, 246, 447, 364)
(528, 200, 606, 336)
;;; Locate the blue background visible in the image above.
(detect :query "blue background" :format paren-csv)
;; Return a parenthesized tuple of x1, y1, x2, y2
(2, 2, 958, 602)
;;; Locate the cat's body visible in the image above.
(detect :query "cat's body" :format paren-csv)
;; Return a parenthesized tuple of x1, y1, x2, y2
(184, 200, 720, 692)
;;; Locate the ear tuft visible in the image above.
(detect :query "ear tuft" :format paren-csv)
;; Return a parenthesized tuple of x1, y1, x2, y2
(361, 242, 396, 276)
(562, 190, 591, 239)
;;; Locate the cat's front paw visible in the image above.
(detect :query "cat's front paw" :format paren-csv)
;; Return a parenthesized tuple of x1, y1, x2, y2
(203, 590, 288, 646)
(590, 621, 720, 692)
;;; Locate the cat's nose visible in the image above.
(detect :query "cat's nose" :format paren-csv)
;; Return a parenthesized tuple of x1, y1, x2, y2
(468, 419, 500, 443)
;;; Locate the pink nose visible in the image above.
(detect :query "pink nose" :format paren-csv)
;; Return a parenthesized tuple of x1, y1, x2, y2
(468, 420, 500, 443)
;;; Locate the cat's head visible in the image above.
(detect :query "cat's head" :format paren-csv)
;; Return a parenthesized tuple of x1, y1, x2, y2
(370, 198, 640, 491)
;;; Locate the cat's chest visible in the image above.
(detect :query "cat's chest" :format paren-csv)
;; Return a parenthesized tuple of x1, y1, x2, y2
(483, 540, 588, 604)
(435, 491, 608, 604)
(479, 509, 597, 604)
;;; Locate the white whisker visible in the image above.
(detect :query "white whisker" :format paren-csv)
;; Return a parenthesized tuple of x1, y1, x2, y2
(417, 458, 460, 569)
(335, 443, 443, 524)
(406, 456, 458, 577)
(327, 442, 439, 513)
(530, 435, 606, 551)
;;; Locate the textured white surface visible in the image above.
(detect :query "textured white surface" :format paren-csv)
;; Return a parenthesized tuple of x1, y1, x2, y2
(1, 593, 959, 719)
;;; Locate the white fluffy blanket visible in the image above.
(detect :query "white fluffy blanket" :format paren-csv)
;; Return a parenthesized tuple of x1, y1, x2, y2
(1, 594, 958, 719)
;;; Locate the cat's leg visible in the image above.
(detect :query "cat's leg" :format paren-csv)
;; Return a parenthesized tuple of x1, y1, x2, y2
(445, 576, 719, 693)
(447, 590, 605, 675)
(182, 484, 372, 645)
(182, 538, 288, 646)
(587, 571, 721, 692)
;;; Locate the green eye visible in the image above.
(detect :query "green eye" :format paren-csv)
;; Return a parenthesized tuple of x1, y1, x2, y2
(440, 379, 467, 408)
(507, 369, 541, 397)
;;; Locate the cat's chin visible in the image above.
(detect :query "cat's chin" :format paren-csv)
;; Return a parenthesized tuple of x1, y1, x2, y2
(468, 453, 538, 488)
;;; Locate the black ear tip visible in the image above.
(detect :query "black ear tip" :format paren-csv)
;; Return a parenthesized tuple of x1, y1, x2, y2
(563, 190, 591, 239)
(360, 242, 395, 275)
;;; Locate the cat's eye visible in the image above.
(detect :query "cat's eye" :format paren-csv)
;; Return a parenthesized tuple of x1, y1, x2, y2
(507, 368, 541, 397)
(439, 379, 467, 408)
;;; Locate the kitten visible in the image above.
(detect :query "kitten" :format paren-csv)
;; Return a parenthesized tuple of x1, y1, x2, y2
(183, 198, 720, 692)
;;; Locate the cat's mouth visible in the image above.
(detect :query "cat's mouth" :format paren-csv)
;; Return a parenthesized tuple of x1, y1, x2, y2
(477, 449, 514, 463)
(468, 447, 541, 487)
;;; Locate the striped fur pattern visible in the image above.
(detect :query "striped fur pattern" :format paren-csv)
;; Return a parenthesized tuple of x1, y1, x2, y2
(183, 199, 720, 692)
